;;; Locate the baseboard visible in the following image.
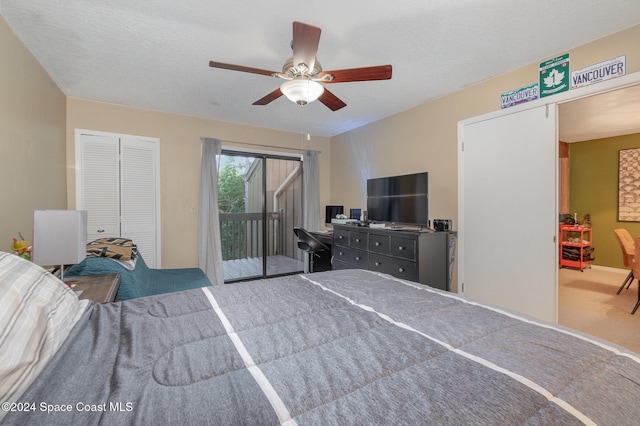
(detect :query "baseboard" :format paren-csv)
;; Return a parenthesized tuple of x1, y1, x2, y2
(590, 264, 629, 275)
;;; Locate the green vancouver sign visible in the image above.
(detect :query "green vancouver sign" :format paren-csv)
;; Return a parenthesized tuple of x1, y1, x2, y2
(539, 53, 570, 98)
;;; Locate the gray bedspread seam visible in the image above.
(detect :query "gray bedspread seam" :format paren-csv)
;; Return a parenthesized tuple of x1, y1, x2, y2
(377, 271, 640, 364)
(201, 287, 296, 426)
(205, 276, 579, 423)
(201, 286, 462, 423)
(371, 272, 637, 418)
(206, 284, 458, 377)
(300, 274, 597, 425)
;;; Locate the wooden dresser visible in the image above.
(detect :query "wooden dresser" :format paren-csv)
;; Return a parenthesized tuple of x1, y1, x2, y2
(332, 224, 453, 291)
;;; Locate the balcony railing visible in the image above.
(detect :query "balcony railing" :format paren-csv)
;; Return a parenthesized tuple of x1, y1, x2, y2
(219, 212, 282, 261)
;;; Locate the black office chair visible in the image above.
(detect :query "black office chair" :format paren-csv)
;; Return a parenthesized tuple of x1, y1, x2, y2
(293, 227, 330, 273)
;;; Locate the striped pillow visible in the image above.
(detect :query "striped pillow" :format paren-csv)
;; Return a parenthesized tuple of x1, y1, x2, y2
(0, 252, 88, 418)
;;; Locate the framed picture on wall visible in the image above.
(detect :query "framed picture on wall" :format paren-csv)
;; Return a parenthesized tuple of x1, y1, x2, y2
(618, 148, 640, 221)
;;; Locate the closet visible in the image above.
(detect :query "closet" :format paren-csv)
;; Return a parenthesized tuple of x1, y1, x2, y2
(75, 130, 161, 267)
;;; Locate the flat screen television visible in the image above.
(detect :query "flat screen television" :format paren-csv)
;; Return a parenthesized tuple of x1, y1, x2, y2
(366, 172, 428, 226)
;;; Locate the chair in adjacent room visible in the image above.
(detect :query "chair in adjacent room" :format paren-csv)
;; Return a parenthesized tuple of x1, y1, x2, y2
(631, 236, 640, 314)
(293, 227, 330, 273)
(614, 228, 635, 294)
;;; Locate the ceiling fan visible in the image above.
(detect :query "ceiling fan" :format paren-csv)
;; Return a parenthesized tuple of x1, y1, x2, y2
(209, 21, 392, 111)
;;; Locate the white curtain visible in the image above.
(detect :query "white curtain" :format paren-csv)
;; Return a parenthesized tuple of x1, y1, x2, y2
(198, 138, 224, 285)
(302, 149, 321, 231)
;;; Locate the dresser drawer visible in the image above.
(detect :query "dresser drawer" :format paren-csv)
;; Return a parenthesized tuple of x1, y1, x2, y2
(390, 236, 416, 260)
(334, 228, 350, 245)
(350, 230, 368, 249)
(334, 246, 368, 268)
(369, 253, 418, 281)
(369, 234, 390, 254)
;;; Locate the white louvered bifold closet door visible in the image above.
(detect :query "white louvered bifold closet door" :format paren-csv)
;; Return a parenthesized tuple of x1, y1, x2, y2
(120, 138, 159, 268)
(76, 131, 161, 268)
(78, 134, 121, 241)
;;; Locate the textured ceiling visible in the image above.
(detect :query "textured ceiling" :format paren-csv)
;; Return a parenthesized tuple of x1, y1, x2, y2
(2, 0, 640, 138)
(559, 85, 640, 143)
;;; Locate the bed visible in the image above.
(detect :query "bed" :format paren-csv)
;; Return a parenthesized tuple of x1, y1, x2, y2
(2, 251, 639, 425)
(65, 252, 211, 300)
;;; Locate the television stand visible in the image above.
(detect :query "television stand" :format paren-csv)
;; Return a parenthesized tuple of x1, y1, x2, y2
(332, 224, 455, 291)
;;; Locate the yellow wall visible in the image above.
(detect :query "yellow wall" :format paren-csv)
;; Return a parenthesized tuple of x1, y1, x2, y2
(569, 133, 640, 268)
(0, 17, 67, 250)
(66, 99, 331, 267)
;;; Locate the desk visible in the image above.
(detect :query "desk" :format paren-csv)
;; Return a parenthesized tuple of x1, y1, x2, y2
(309, 230, 333, 272)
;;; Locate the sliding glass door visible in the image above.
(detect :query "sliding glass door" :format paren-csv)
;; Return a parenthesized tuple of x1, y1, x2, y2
(218, 151, 304, 282)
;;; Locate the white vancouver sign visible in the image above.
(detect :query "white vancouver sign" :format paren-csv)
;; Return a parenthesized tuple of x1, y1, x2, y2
(571, 55, 626, 89)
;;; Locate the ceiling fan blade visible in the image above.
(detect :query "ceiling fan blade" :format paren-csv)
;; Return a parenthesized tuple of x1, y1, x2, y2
(292, 21, 321, 73)
(252, 88, 283, 106)
(319, 65, 393, 83)
(209, 61, 276, 77)
(318, 88, 347, 111)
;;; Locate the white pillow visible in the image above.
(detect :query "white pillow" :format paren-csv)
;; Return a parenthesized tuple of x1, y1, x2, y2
(0, 252, 88, 418)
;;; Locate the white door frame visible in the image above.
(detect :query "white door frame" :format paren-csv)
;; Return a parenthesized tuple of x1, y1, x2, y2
(457, 71, 640, 322)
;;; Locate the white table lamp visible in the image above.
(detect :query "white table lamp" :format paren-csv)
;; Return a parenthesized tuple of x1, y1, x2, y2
(33, 210, 87, 280)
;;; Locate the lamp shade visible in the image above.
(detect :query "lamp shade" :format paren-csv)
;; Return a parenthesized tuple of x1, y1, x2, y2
(33, 210, 87, 268)
(280, 79, 324, 105)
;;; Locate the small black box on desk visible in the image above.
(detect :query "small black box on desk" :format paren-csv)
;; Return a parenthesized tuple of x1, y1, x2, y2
(433, 219, 452, 231)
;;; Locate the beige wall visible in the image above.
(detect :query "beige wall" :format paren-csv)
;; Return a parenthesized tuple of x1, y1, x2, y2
(4, 10, 639, 280)
(0, 17, 67, 250)
(331, 25, 640, 291)
(331, 25, 640, 218)
(66, 99, 331, 268)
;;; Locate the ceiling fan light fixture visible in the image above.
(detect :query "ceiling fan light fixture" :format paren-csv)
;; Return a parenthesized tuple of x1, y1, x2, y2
(280, 79, 324, 106)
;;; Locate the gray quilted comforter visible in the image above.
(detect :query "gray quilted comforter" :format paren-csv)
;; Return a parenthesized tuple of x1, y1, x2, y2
(3, 269, 640, 425)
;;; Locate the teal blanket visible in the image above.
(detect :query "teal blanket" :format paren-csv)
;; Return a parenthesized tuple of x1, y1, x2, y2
(66, 254, 211, 300)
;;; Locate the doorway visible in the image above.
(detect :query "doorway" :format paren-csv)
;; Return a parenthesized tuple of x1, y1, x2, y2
(557, 83, 640, 331)
(218, 150, 304, 282)
(458, 72, 640, 324)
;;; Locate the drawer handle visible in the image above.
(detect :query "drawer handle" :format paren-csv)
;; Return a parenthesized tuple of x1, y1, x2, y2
(355, 238, 360, 242)
(375, 242, 380, 246)
(339, 235, 344, 239)
(398, 268, 404, 273)
(339, 252, 344, 256)
(355, 256, 360, 261)
(97, 229, 105, 233)
(375, 261, 380, 266)
(398, 246, 404, 251)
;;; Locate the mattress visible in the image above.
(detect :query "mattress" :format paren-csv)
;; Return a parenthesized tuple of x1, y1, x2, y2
(3, 268, 639, 425)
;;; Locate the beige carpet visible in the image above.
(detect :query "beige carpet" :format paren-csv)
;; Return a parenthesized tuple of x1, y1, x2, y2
(558, 267, 640, 353)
